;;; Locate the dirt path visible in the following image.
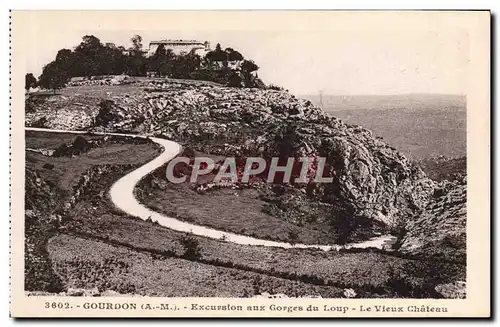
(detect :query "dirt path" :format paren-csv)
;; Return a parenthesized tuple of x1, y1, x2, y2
(25, 127, 397, 251)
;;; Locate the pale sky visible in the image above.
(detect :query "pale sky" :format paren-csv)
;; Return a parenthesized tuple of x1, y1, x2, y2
(21, 11, 470, 96)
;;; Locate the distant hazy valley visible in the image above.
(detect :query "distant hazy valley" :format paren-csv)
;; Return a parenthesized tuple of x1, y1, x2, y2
(303, 94, 466, 159)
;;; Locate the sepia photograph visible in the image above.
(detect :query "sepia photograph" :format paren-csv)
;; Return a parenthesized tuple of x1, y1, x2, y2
(9, 10, 490, 318)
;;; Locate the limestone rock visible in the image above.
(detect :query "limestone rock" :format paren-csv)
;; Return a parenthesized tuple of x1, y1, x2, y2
(25, 80, 459, 252)
(435, 281, 466, 299)
(399, 178, 466, 262)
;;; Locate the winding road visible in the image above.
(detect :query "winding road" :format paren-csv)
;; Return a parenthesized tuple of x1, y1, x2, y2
(26, 127, 396, 251)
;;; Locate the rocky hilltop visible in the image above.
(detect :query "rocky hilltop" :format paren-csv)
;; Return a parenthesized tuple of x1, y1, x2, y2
(25, 79, 464, 256)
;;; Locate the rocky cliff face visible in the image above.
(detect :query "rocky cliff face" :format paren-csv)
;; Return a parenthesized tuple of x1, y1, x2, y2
(105, 81, 437, 227)
(26, 80, 438, 230)
(400, 177, 466, 262)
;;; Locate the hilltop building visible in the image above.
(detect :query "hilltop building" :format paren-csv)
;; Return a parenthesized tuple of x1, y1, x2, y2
(146, 40, 211, 57)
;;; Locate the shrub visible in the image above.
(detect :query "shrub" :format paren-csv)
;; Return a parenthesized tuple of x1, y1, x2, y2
(31, 117, 49, 128)
(94, 100, 117, 127)
(178, 234, 202, 260)
(43, 163, 55, 170)
(267, 84, 284, 91)
(287, 229, 299, 246)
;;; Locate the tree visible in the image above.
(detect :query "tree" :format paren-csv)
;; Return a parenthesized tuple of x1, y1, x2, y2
(73, 35, 103, 78)
(185, 53, 201, 74)
(55, 49, 73, 63)
(241, 60, 259, 87)
(227, 71, 243, 87)
(330, 201, 357, 245)
(127, 52, 147, 76)
(241, 59, 259, 73)
(98, 44, 127, 75)
(78, 35, 102, 53)
(170, 53, 201, 79)
(149, 44, 168, 76)
(53, 49, 78, 77)
(165, 49, 177, 76)
(225, 47, 244, 61)
(53, 39, 128, 78)
(110, 46, 128, 75)
(38, 61, 69, 94)
(25, 73, 37, 91)
(130, 35, 143, 52)
(126, 35, 147, 76)
(206, 43, 227, 62)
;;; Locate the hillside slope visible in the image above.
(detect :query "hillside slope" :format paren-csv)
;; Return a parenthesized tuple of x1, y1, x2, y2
(26, 80, 465, 256)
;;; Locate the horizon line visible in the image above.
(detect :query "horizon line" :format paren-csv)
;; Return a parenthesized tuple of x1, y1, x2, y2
(297, 92, 466, 97)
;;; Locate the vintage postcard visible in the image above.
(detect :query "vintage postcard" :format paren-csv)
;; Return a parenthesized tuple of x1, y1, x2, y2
(10, 10, 490, 318)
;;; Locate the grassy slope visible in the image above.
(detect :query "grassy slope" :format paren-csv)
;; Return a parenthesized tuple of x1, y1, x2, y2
(66, 188, 463, 298)
(136, 181, 340, 245)
(49, 234, 343, 298)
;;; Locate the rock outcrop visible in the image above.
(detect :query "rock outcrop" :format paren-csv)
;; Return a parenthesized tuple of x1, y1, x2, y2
(25, 95, 99, 130)
(88, 82, 435, 227)
(25, 80, 454, 236)
(418, 156, 466, 182)
(400, 177, 466, 262)
(435, 281, 466, 299)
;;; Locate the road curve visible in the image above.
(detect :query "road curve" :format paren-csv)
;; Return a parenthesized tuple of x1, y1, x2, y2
(26, 127, 396, 251)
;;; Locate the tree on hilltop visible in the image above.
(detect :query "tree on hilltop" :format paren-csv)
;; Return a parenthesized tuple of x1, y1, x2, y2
(62, 35, 129, 77)
(72, 35, 103, 78)
(241, 60, 259, 87)
(171, 53, 201, 79)
(55, 49, 73, 64)
(127, 34, 147, 76)
(206, 43, 227, 62)
(127, 53, 147, 76)
(149, 44, 169, 77)
(130, 35, 143, 52)
(38, 61, 69, 94)
(225, 47, 244, 61)
(242, 59, 259, 73)
(227, 71, 243, 87)
(77, 35, 102, 54)
(25, 73, 37, 91)
(35, 34, 264, 87)
(165, 49, 177, 76)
